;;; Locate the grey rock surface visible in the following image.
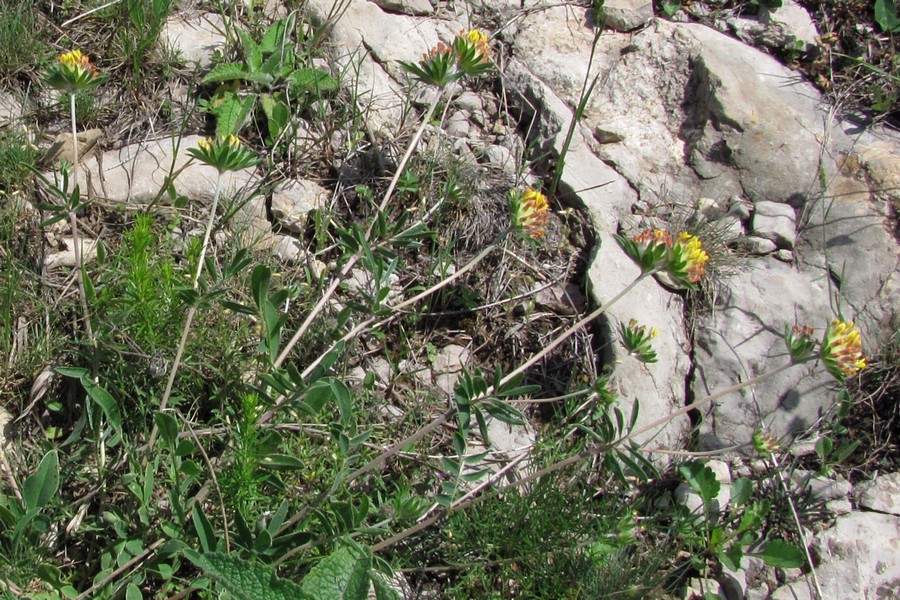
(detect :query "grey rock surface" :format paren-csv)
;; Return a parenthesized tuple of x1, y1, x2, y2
(752, 201, 796, 248)
(161, 13, 228, 69)
(857, 472, 900, 515)
(271, 179, 328, 233)
(601, 0, 655, 32)
(79, 135, 256, 204)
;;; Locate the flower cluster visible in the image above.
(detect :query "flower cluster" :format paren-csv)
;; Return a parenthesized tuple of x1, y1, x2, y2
(753, 430, 782, 455)
(509, 187, 550, 239)
(619, 319, 659, 363)
(670, 233, 709, 284)
(820, 319, 867, 382)
(784, 324, 816, 363)
(402, 28, 493, 87)
(617, 228, 709, 289)
(46, 50, 104, 92)
(188, 135, 259, 173)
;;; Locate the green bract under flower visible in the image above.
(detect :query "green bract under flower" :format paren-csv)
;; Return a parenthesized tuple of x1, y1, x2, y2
(619, 319, 659, 363)
(784, 324, 816, 363)
(401, 28, 493, 87)
(509, 187, 549, 239)
(46, 50, 105, 92)
(821, 319, 867, 382)
(617, 229, 710, 290)
(187, 135, 259, 173)
(753, 430, 782, 455)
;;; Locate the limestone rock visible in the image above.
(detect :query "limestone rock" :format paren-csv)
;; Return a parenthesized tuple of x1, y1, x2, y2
(161, 13, 228, 69)
(734, 236, 777, 255)
(44, 237, 99, 270)
(230, 196, 276, 250)
(0, 92, 24, 124)
(857, 472, 900, 516)
(601, 0, 654, 32)
(692, 258, 836, 449)
(79, 135, 257, 204)
(431, 344, 469, 397)
(751, 201, 796, 249)
(729, 0, 819, 52)
(40, 129, 103, 167)
(271, 235, 304, 263)
(271, 179, 328, 233)
(809, 511, 900, 597)
(370, 0, 433, 16)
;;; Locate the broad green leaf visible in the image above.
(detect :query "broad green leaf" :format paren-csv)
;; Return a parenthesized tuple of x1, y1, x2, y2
(153, 412, 179, 448)
(300, 543, 371, 600)
(289, 68, 337, 95)
(679, 462, 720, 506)
(752, 539, 805, 568)
(192, 503, 217, 553)
(251, 264, 272, 311)
(23, 451, 60, 511)
(731, 477, 753, 507)
(239, 29, 263, 71)
(260, 94, 291, 143)
(719, 543, 744, 572)
(82, 378, 123, 438)
(259, 454, 304, 470)
(201, 63, 249, 84)
(874, 0, 900, 32)
(372, 575, 401, 600)
(183, 550, 308, 600)
(260, 18, 290, 54)
(212, 93, 256, 137)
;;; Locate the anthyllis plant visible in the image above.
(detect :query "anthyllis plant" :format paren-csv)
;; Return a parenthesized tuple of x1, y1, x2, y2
(400, 28, 492, 88)
(42, 49, 106, 367)
(509, 187, 550, 240)
(616, 228, 710, 290)
(619, 319, 659, 363)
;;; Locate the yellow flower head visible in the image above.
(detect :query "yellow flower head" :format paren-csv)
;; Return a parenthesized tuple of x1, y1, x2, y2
(48, 49, 102, 91)
(677, 232, 709, 283)
(821, 319, 867, 381)
(463, 28, 491, 61)
(510, 187, 550, 239)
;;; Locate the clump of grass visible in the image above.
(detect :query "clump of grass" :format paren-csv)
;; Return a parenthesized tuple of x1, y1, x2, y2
(0, 0, 48, 83)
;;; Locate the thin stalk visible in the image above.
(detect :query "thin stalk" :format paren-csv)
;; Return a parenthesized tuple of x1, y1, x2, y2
(66, 92, 98, 376)
(548, 25, 603, 200)
(149, 172, 224, 452)
(272, 91, 444, 370)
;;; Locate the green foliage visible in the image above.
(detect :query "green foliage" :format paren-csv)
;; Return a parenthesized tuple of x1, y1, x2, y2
(0, 0, 47, 81)
(114, 0, 175, 80)
(874, 0, 900, 32)
(200, 16, 337, 143)
(675, 462, 805, 575)
(184, 542, 399, 600)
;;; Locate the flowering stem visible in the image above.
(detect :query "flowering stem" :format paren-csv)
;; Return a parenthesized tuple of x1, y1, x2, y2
(70, 93, 79, 189)
(64, 92, 98, 379)
(150, 171, 225, 452)
(371, 90, 443, 221)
